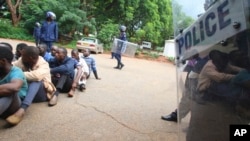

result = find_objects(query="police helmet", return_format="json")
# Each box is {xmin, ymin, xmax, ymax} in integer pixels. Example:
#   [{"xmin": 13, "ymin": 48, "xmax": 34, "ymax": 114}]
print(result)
[
  {"xmin": 119, "ymin": 25, "xmax": 126, "ymax": 32},
  {"xmin": 35, "ymin": 22, "xmax": 40, "ymax": 27},
  {"xmin": 46, "ymin": 11, "xmax": 56, "ymax": 20}
]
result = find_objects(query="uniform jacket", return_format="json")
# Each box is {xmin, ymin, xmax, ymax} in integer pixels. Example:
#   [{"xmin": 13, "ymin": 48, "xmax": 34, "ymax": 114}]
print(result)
[
  {"xmin": 40, "ymin": 21, "xmax": 58, "ymax": 42},
  {"xmin": 33, "ymin": 26, "xmax": 41, "ymax": 39}
]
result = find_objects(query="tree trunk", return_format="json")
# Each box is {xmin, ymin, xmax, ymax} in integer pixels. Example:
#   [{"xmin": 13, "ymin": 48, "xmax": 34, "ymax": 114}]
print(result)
[{"xmin": 6, "ymin": 0, "xmax": 22, "ymax": 26}]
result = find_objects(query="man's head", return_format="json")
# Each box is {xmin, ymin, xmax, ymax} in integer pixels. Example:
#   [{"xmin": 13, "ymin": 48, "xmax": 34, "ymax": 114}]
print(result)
[
  {"xmin": 38, "ymin": 43, "xmax": 48, "ymax": 57},
  {"xmin": 51, "ymin": 45, "xmax": 58, "ymax": 57},
  {"xmin": 0, "ymin": 46, "xmax": 13, "ymax": 74},
  {"xmin": 55, "ymin": 47, "xmax": 67, "ymax": 61},
  {"xmin": 82, "ymin": 49, "xmax": 90, "ymax": 57},
  {"xmin": 71, "ymin": 49, "xmax": 79, "ymax": 61},
  {"xmin": 22, "ymin": 46, "xmax": 40, "ymax": 69},
  {"xmin": 46, "ymin": 11, "xmax": 56, "ymax": 21},
  {"xmin": 16, "ymin": 43, "xmax": 28, "ymax": 59},
  {"xmin": 0, "ymin": 42, "xmax": 13, "ymax": 51},
  {"xmin": 209, "ymin": 50, "xmax": 229, "ymax": 72}
]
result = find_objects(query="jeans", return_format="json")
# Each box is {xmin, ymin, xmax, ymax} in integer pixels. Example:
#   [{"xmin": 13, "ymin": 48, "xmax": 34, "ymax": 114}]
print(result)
[
  {"xmin": 0, "ymin": 93, "xmax": 21, "ymax": 116},
  {"xmin": 21, "ymin": 81, "xmax": 47, "ymax": 109}
]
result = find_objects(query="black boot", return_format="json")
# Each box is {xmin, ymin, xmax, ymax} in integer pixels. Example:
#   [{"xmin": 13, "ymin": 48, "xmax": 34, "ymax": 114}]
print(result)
[
  {"xmin": 119, "ymin": 63, "xmax": 124, "ymax": 70},
  {"xmin": 114, "ymin": 63, "xmax": 120, "ymax": 69}
]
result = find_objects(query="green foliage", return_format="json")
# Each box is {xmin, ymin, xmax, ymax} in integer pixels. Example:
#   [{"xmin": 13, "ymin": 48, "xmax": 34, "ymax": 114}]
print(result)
[
  {"xmin": 149, "ymin": 52, "xmax": 160, "ymax": 59},
  {"xmin": 60, "ymin": 39, "xmax": 77, "ymax": 49},
  {"xmin": 0, "ymin": 0, "xmax": 193, "ymax": 53},
  {"xmin": 167, "ymin": 56, "xmax": 175, "ymax": 62},
  {"xmin": 93, "ymin": 0, "xmax": 172, "ymax": 47},
  {"xmin": 97, "ymin": 21, "xmax": 118, "ymax": 50},
  {"xmin": 155, "ymin": 46, "xmax": 164, "ymax": 53},
  {"xmin": 0, "ymin": 19, "xmax": 33, "ymax": 41},
  {"xmin": 20, "ymin": 0, "xmax": 94, "ymax": 36},
  {"xmin": 172, "ymin": 0, "xmax": 195, "ymax": 36}
]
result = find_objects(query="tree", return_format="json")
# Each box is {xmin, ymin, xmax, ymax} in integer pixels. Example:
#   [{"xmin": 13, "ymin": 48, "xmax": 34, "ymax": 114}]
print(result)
[
  {"xmin": 97, "ymin": 21, "xmax": 118, "ymax": 49},
  {"xmin": 172, "ymin": 0, "xmax": 195, "ymax": 36},
  {"xmin": 21, "ymin": 0, "xmax": 94, "ymax": 37},
  {"xmin": 0, "ymin": 0, "xmax": 5, "ymax": 7},
  {"xmin": 93, "ymin": 0, "xmax": 173, "ymax": 47},
  {"xmin": 5, "ymin": 0, "xmax": 22, "ymax": 26}
]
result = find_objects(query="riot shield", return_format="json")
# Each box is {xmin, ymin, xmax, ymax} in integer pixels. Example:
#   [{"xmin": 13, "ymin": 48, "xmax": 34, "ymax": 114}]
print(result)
[
  {"xmin": 172, "ymin": 0, "xmax": 250, "ymax": 141},
  {"xmin": 111, "ymin": 38, "xmax": 139, "ymax": 57}
]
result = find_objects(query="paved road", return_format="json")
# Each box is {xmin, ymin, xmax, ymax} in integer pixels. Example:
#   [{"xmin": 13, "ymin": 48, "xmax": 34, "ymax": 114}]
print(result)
[{"xmin": 0, "ymin": 38, "xmax": 178, "ymax": 141}]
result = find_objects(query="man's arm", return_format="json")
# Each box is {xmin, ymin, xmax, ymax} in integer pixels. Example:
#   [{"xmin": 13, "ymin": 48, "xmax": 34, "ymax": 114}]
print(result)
[
  {"xmin": 0, "ymin": 79, "xmax": 23, "ymax": 97},
  {"xmin": 50, "ymin": 58, "xmax": 75, "ymax": 74},
  {"xmin": 204, "ymin": 62, "xmax": 234, "ymax": 82}
]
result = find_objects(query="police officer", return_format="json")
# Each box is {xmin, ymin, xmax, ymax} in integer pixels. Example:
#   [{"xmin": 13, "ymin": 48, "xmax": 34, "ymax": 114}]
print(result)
[
  {"xmin": 33, "ymin": 22, "xmax": 41, "ymax": 47},
  {"xmin": 114, "ymin": 25, "xmax": 127, "ymax": 70},
  {"xmin": 40, "ymin": 11, "xmax": 58, "ymax": 52}
]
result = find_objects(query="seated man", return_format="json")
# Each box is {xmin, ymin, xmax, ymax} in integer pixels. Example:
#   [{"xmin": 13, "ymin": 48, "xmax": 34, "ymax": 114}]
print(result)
[
  {"xmin": 0, "ymin": 47, "xmax": 28, "ymax": 125},
  {"xmin": 50, "ymin": 45, "xmax": 58, "ymax": 57},
  {"xmin": 7, "ymin": 46, "xmax": 57, "ymax": 125},
  {"xmin": 197, "ymin": 50, "xmax": 243, "ymax": 100},
  {"xmin": 49, "ymin": 47, "xmax": 78, "ymax": 97},
  {"xmin": 38, "ymin": 43, "xmax": 53, "ymax": 62},
  {"xmin": 186, "ymin": 50, "xmax": 244, "ymax": 141},
  {"xmin": 70, "ymin": 49, "xmax": 89, "ymax": 92},
  {"xmin": 82, "ymin": 49, "xmax": 101, "ymax": 80}
]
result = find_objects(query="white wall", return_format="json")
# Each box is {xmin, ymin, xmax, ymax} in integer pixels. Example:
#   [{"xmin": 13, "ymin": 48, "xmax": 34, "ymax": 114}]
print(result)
[{"xmin": 163, "ymin": 40, "xmax": 176, "ymax": 58}]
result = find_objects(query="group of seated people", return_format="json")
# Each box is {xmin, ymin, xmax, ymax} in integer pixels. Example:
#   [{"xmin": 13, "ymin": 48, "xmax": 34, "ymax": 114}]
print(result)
[
  {"xmin": 162, "ymin": 49, "xmax": 250, "ymax": 122},
  {"xmin": 0, "ymin": 42, "xmax": 101, "ymax": 126},
  {"xmin": 161, "ymin": 48, "xmax": 250, "ymax": 140}
]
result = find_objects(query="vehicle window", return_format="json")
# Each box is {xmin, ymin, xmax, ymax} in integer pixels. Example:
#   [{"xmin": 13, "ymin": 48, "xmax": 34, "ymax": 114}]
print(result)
[{"xmin": 82, "ymin": 38, "xmax": 95, "ymax": 43}]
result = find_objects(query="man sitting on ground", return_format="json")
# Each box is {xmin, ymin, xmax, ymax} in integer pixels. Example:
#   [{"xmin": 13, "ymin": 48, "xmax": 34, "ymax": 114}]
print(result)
[
  {"xmin": 82, "ymin": 49, "xmax": 101, "ymax": 80},
  {"xmin": 70, "ymin": 49, "xmax": 89, "ymax": 91},
  {"xmin": 7, "ymin": 46, "xmax": 57, "ymax": 125},
  {"xmin": 0, "ymin": 47, "xmax": 28, "ymax": 125},
  {"xmin": 49, "ymin": 47, "xmax": 79, "ymax": 97}
]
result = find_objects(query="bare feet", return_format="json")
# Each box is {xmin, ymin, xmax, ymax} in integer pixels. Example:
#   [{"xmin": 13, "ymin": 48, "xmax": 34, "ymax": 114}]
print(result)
[
  {"xmin": 68, "ymin": 89, "xmax": 74, "ymax": 97},
  {"xmin": 6, "ymin": 108, "xmax": 25, "ymax": 125}
]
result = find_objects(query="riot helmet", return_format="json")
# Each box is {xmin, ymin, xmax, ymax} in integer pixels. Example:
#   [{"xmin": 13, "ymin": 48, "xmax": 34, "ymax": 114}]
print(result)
[{"xmin": 46, "ymin": 11, "xmax": 56, "ymax": 20}]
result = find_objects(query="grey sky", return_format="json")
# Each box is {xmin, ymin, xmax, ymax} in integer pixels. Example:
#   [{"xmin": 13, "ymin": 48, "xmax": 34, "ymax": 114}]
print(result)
[{"xmin": 175, "ymin": 0, "xmax": 205, "ymax": 19}]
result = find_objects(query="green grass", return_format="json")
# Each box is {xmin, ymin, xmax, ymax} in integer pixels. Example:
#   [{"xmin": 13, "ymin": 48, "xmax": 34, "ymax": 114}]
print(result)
[
  {"xmin": 56, "ymin": 40, "xmax": 77, "ymax": 49},
  {"xmin": 0, "ymin": 19, "xmax": 33, "ymax": 41}
]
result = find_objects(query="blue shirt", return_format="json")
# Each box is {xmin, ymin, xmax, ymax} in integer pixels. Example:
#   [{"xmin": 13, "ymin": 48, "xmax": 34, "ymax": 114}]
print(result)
[
  {"xmin": 49, "ymin": 56, "xmax": 77, "ymax": 79},
  {"xmin": 43, "ymin": 52, "xmax": 53, "ymax": 62},
  {"xmin": 82, "ymin": 55, "xmax": 97, "ymax": 72},
  {"xmin": 0, "ymin": 66, "xmax": 28, "ymax": 99}
]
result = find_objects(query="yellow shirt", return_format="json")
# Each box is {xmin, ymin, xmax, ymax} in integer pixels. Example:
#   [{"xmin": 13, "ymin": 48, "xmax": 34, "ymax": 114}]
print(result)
[{"xmin": 13, "ymin": 56, "xmax": 56, "ymax": 100}]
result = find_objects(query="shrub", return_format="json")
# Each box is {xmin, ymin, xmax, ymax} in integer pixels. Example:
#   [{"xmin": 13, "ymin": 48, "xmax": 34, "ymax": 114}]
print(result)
[{"xmin": 0, "ymin": 19, "xmax": 33, "ymax": 41}]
